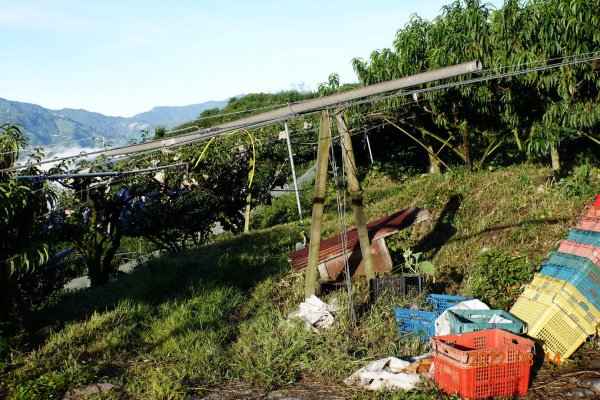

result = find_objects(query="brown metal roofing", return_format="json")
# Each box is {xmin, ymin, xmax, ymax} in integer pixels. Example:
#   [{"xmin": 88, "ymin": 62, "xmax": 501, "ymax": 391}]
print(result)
[{"xmin": 287, "ymin": 207, "xmax": 431, "ymax": 272}]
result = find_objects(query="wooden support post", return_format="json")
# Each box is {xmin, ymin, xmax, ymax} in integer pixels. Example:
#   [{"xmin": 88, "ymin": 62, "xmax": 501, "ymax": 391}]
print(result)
[
  {"xmin": 336, "ymin": 111, "xmax": 376, "ymax": 284},
  {"xmin": 243, "ymin": 191, "xmax": 251, "ymax": 233},
  {"xmin": 304, "ymin": 111, "xmax": 331, "ymax": 298}
]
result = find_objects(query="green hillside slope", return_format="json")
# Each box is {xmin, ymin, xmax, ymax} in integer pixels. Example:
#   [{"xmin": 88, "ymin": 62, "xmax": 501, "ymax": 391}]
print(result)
[{"xmin": 2, "ymin": 163, "xmax": 599, "ymax": 399}]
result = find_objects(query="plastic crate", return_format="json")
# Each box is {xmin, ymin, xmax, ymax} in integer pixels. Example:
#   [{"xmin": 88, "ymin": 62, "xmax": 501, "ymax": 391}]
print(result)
[
  {"xmin": 447, "ymin": 309, "xmax": 526, "ymax": 334},
  {"xmin": 431, "ymin": 329, "xmax": 534, "ymax": 398},
  {"xmin": 557, "ymin": 240, "xmax": 600, "ymax": 267},
  {"xmin": 539, "ymin": 261, "xmax": 600, "ymax": 312},
  {"xmin": 595, "ymin": 195, "xmax": 600, "ymax": 207},
  {"xmin": 568, "ymin": 228, "xmax": 600, "ymax": 247},
  {"xmin": 577, "ymin": 216, "xmax": 600, "ymax": 233},
  {"xmin": 526, "ymin": 274, "xmax": 600, "ymax": 331},
  {"xmin": 509, "ymin": 277, "xmax": 600, "ymax": 362},
  {"xmin": 426, "ymin": 294, "xmax": 472, "ymax": 313},
  {"xmin": 369, "ymin": 274, "xmax": 424, "ymax": 303},
  {"xmin": 586, "ymin": 206, "xmax": 600, "ymax": 218},
  {"xmin": 394, "ymin": 294, "xmax": 472, "ymax": 340},
  {"xmin": 510, "ymin": 295, "xmax": 588, "ymax": 362},
  {"xmin": 394, "ymin": 308, "xmax": 436, "ymax": 339}
]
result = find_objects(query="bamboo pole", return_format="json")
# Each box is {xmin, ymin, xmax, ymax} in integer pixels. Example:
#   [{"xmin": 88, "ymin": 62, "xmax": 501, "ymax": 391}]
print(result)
[
  {"xmin": 304, "ymin": 111, "xmax": 332, "ymax": 298},
  {"xmin": 243, "ymin": 191, "xmax": 251, "ymax": 233},
  {"xmin": 336, "ymin": 111, "xmax": 376, "ymax": 284}
]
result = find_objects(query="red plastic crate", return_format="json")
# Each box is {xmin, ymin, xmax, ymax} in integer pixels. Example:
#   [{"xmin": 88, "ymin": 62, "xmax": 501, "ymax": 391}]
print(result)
[
  {"xmin": 577, "ymin": 216, "xmax": 600, "ymax": 233},
  {"xmin": 558, "ymin": 240, "xmax": 600, "ymax": 267},
  {"xmin": 595, "ymin": 195, "xmax": 600, "ymax": 207},
  {"xmin": 431, "ymin": 329, "xmax": 535, "ymax": 399}
]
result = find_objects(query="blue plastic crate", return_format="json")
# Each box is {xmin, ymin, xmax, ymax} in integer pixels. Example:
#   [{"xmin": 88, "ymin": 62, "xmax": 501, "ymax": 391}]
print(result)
[
  {"xmin": 426, "ymin": 294, "xmax": 472, "ymax": 314},
  {"xmin": 567, "ymin": 228, "xmax": 600, "ymax": 247},
  {"xmin": 394, "ymin": 308, "xmax": 436, "ymax": 339},
  {"xmin": 393, "ymin": 294, "xmax": 472, "ymax": 340},
  {"xmin": 539, "ymin": 259, "xmax": 600, "ymax": 312}
]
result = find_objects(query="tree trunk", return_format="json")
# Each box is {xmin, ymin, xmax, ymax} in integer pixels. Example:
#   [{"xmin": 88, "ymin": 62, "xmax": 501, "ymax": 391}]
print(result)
[
  {"xmin": 88, "ymin": 254, "xmax": 107, "ymax": 287},
  {"xmin": 551, "ymin": 145, "xmax": 561, "ymax": 175},
  {"xmin": 422, "ymin": 133, "xmax": 441, "ymax": 174},
  {"xmin": 513, "ymin": 128, "xmax": 523, "ymax": 152},
  {"xmin": 0, "ymin": 267, "xmax": 12, "ymax": 321},
  {"xmin": 461, "ymin": 124, "xmax": 473, "ymax": 172}
]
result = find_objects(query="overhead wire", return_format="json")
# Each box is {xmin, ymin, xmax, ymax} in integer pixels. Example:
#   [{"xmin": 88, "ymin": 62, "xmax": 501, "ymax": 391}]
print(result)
[
  {"xmin": 0, "ymin": 135, "xmax": 105, "ymax": 156},
  {"xmin": 4, "ymin": 52, "xmax": 598, "ymax": 181},
  {"xmin": 327, "ymin": 110, "xmax": 356, "ymax": 325},
  {"xmin": 15, "ymin": 163, "xmax": 188, "ymax": 181},
  {"xmin": 339, "ymin": 53, "xmax": 600, "ymax": 110}
]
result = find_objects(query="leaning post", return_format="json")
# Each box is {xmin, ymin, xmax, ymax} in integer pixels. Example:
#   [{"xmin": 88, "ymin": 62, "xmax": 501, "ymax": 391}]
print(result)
[
  {"xmin": 336, "ymin": 110, "xmax": 376, "ymax": 284},
  {"xmin": 304, "ymin": 111, "xmax": 332, "ymax": 298}
]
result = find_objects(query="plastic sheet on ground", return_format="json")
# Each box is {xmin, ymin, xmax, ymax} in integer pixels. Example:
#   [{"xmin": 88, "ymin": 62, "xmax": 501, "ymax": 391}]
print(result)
[
  {"xmin": 287, "ymin": 295, "xmax": 339, "ymax": 332},
  {"xmin": 488, "ymin": 313, "xmax": 513, "ymax": 324},
  {"xmin": 435, "ymin": 299, "xmax": 490, "ymax": 336},
  {"xmin": 344, "ymin": 355, "xmax": 432, "ymax": 391}
]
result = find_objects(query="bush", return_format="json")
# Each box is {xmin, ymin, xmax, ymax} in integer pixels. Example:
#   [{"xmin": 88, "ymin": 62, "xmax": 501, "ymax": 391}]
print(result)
[{"xmin": 465, "ymin": 250, "xmax": 536, "ymax": 310}]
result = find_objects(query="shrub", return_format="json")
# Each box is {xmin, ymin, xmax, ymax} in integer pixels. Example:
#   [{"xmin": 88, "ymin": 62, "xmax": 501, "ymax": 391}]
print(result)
[{"xmin": 465, "ymin": 250, "xmax": 536, "ymax": 310}]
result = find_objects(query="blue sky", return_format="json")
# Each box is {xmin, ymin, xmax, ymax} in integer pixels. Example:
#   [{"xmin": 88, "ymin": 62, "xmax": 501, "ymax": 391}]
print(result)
[{"xmin": 1, "ymin": 0, "xmax": 502, "ymax": 117}]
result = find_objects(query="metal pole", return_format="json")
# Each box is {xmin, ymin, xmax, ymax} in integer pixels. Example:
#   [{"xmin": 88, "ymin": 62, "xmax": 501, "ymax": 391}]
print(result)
[
  {"xmin": 99, "ymin": 62, "xmax": 483, "ymax": 157},
  {"xmin": 2, "ymin": 61, "xmax": 482, "ymax": 171},
  {"xmin": 336, "ymin": 111, "xmax": 376, "ymax": 284},
  {"xmin": 304, "ymin": 111, "xmax": 331, "ymax": 298},
  {"xmin": 365, "ymin": 132, "xmax": 374, "ymax": 164},
  {"xmin": 284, "ymin": 122, "xmax": 305, "ymax": 241}
]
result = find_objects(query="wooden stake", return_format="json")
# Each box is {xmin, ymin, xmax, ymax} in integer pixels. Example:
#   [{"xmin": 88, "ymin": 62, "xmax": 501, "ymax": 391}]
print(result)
[
  {"xmin": 304, "ymin": 111, "xmax": 332, "ymax": 298},
  {"xmin": 336, "ymin": 111, "xmax": 376, "ymax": 284}
]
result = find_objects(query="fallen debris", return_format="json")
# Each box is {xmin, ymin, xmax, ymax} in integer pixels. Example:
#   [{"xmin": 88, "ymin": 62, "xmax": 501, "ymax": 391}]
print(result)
[
  {"xmin": 344, "ymin": 355, "xmax": 432, "ymax": 391},
  {"xmin": 434, "ymin": 299, "xmax": 489, "ymax": 336},
  {"xmin": 62, "ymin": 383, "xmax": 115, "ymax": 399},
  {"xmin": 287, "ymin": 295, "xmax": 339, "ymax": 332}
]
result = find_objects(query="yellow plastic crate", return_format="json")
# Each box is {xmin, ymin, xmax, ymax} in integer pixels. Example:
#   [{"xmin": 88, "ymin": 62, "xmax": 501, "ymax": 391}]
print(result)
[
  {"xmin": 510, "ymin": 295, "xmax": 588, "ymax": 362},
  {"xmin": 527, "ymin": 274, "xmax": 600, "ymax": 332}
]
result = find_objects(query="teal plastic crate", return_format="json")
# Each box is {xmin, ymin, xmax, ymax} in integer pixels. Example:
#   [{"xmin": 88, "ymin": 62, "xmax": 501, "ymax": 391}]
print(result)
[
  {"xmin": 567, "ymin": 229, "xmax": 600, "ymax": 247},
  {"xmin": 446, "ymin": 309, "xmax": 527, "ymax": 334}
]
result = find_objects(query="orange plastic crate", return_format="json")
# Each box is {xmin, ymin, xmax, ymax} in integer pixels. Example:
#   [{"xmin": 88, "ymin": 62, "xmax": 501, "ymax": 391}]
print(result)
[
  {"xmin": 558, "ymin": 240, "xmax": 600, "ymax": 267},
  {"xmin": 586, "ymin": 204, "xmax": 600, "ymax": 218},
  {"xmin": 431, "ymin": 329, "xmax": 535, "ymax": 399},
  {"xmin": 577, "ymin": 216, "xmax": 600, "ymax": 233}
]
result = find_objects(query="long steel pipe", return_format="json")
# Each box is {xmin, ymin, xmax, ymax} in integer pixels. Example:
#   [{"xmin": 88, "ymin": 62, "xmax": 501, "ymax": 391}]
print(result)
[
  {"xmin": 3, "ymin": 61, "xmax": 481, "ymax": 169},
  {"xmin": 100, "ymin": 61, "xmax": 481, "ymax": 158}
]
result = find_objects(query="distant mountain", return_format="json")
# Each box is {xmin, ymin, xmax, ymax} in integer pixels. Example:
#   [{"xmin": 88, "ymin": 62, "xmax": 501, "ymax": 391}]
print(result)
[
  {"xmin": 0, "ymin": 97, "xmax": 228, "ymax": 148},
  {"xmin": 132, "ymin": 101, "xmax": 227, "ymax": 127}
]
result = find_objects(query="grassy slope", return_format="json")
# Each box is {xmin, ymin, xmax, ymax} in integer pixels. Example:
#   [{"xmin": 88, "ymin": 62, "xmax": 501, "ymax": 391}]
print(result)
[{"xmin": 2, "ymin": 163, "xmax": 599, "ymax": 399}]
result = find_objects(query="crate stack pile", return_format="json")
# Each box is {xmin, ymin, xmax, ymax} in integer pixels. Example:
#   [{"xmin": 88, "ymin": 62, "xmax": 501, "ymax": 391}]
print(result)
[
  {"xmin": 394, "ymin": 294, "xmax": 471, "ymax": 340},
  {"xmin": 510, "ymin": 194, "xmax": 600, "ymax": 363}
]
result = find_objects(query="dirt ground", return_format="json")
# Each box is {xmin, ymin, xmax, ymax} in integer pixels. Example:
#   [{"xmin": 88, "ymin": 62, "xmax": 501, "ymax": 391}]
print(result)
[{"xmin": 198, "ymin": 342, "xmax": 600, "ymax": 400}]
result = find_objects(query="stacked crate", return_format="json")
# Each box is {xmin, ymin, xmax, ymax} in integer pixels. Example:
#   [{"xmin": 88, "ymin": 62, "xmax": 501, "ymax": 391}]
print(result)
[{"xmin": 510, "ymin": 194, "xmax": 600, "ymax": 362}]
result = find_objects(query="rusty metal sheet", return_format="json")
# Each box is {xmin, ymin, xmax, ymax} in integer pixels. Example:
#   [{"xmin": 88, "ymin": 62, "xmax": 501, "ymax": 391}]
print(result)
[
  {"xmin": 320, "ymin": 237, "xmax": 392, "ymax": 281},
  {"xmin": 288, "ymin": 207, "xmax": 430, "ymax": 272}
]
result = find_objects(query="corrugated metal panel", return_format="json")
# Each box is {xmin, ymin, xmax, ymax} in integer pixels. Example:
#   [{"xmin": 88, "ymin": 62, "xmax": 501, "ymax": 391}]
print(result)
[{"xmin": 288, "ymin": 207, "xmax": 431, "ymax": 272}]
